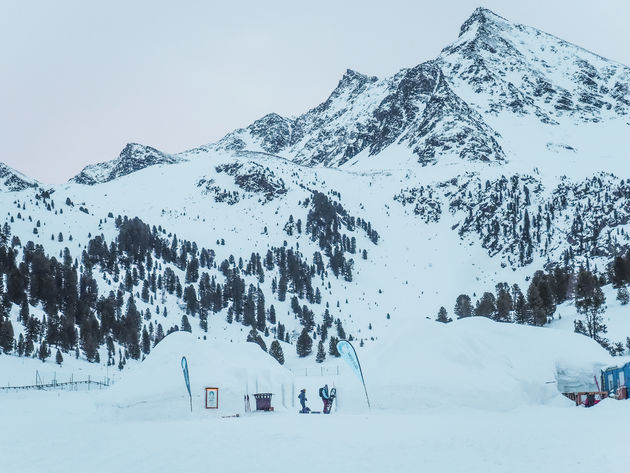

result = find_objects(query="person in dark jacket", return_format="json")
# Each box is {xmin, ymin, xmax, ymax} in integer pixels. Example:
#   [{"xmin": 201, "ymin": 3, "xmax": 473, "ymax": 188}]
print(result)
[
  {"xmin": 320, "ymin": 384, "xmax": 330, "ymax": 413},
  {"xmin": 298, "ymin": 388, "xmax": 308, "ymax": 413}
]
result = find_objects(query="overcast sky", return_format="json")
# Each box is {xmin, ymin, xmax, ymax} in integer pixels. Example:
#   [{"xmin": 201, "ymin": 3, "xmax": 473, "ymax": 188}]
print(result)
[{"xmin": 2, "ymin": 0, "xmax": 629, "ymax": 183}]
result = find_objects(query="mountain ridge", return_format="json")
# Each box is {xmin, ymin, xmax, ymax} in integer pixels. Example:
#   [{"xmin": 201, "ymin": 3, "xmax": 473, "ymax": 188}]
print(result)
[
  {"xmin": 71, "ymin": 143, "xmax": 184, "ymax": 185},
  {"xmin": 58, "ymin": 7, "xmax": 630, "ymax": 185}
]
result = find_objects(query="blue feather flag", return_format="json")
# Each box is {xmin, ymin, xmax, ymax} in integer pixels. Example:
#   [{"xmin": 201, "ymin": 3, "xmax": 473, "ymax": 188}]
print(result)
[
  {"xmin": 181, "ymin": 356, "xmax": 192, "ymax": 412},
  {"xmin": 336, "ymin": 340, "xmax": 370, "ymax": 408}
]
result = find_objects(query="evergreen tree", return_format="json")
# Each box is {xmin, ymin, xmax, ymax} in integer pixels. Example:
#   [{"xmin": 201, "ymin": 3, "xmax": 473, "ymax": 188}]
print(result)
[
  {"xmin": 495, "ymin": 283, "xmax": 513, "ymax": 322},
  {"xmin": 243, "ymin": 287, "xmax": 256, "ymax": 328},
  {"xmin": 335, "ymin": 319, "xmax": 346, "ymax": 339},
  {"xmin": 551, "ymin": 266, "xmax": 571, "ymax": 303},
  {"xmin": 574, "ymin": 268, "xmax": 607, "ymax": 343},
  {"xmin": 19, "ymin": 300, "xmax": 29, "ymax": 323},
  {"xmin": 123, "ymin": 295, "xmax": 142, "ymax": 359},
  {"xmin": 142, "ymin": 327, "xmax": 151, "ymax": 355},
  {"xmin": 436, "ymin": 306, "xmax": 451, "ymax": 323},
  {"xmin": 0, "ymin": 318, "xmax": 14, "ymax": 353},
  {"xmin": 276, "ymin": 323, "xmax": 285, "ymax": 342},
  {"xmin": 184, "ymin": 285, "xmax": 199, "ymax": 315},
  {"xmin": 141, "ymin": 280, "xmax": 150, "ymax": 302},
  {"xmin": 277, "ymin": 274, "xmax": 288, "ymax": 302},
  {"xmin": 181, "ymin": 315, "xmax": 192, "ymax": 333},
  {"xmin": 611, "ymin": 256, "xmax": 628, "ymax": 288},
  {"xmin": 296, "ymin": 328, "xmax": 313, "ymax": 358},
  {"xmin": 55, "ymin": 348, "xmax": 63, "ymax": 365},
  {"xmin": 454, "ymin": 294, "xmax": 473, "ymax": 319},
  {"xmin": 256, "ymin": 291, "xmax": 266, "ymax": 331},
  {"xmin": 616, "ymin": 286, "xmax": 629, "ymax": 305},
  {"xmin": 475, "ymin": 292, "xmax": 496, "ymax": 318},
  {"xmin": 613, "ymin": 341, "xmax": 625, "ymax": 356},
  {"xmin": 246, "ymin": 328, "xmax": 267, "ymax": 352},
  {"xmin": 328, "ymin": 336, "xmax": 340, "ymax": 357},
  {"xmin": 527, "ymin": 283, "xmax": 546, "ymax": 326},
  {"xmin": 315, "ymin": 339, "xmax": 326, "ymax": 363},
  {"xmin": 25, "ymin": 335, "xmax": 34, "ymax": 357},
  {"xmin": 199, "ymin": 309, "xmax": 208, "ymax": 332},
  {"xmin": 322, "ymin": 308, "xmax": 333, "ymax": 328},
  {"xmin": 531, "ymin": 271, "xmax": 556, "ymax": 317},
  {"xmin": 80, "ymin": 315, "xmax": 100, "ymax": 362},
  {"xmin": 17, "ymin": 333, "xmax": 24, "ymax": 356},
  {"xmin": 269, "ymin": 340, "xmax": 285, "ymax": 365},
  {"xmin": 513, "ymin": 293, "xmax": 529, "ymax": 324},
  {"xmin": 38, "ymin": 340, "xmax": 49, "ymax": 362},
  {"xmin": 154, "ymin": 324, "xmax": 165, "ymax": 347}
]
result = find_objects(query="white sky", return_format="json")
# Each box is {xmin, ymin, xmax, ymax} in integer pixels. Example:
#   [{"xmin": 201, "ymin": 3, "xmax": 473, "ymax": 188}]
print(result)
[{"xmin": 2, "ymin": 0, "xmax": 629, "ymax": 183}]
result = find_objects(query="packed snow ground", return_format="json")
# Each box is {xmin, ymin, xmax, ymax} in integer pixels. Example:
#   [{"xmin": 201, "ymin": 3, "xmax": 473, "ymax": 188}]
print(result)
[
  {"xmin": 2, "ymin": 394, "xmax": 627, "ymax": 473},
  {"xmin": 2, "ymin": 317, "xmax": 626, "ymax": 473}
]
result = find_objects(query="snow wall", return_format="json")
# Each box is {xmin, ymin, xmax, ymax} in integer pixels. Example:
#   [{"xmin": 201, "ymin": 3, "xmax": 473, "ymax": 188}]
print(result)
[
  {"xmin": 102, "ymin": 332, "xmax": 294, "ymax": 420},
  {"xmin": 331, "ymin": 317, "xmax": 612, "ymax": 412}
]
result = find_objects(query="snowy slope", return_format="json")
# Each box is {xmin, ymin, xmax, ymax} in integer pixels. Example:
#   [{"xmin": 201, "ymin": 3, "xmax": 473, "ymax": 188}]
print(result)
[
  {"xmin": 1, "ymin": 7, "xmax": 629, "ymax": 390},
  {"xmin": 2, "ymin": 8, "xmax": 630, "ymax": 472}
]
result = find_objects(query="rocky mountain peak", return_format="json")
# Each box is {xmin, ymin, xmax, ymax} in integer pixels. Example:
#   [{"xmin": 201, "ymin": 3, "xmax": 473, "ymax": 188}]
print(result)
[
  {"xmin": 118, "ymin": 143, "xmax": 160, "ymax": 161},
  {"xmin": 71, "ymin": 143, "xmax": 183, "ymax": 185},
  {"xmin": 458, "ymin": 7, "xmax": 509, "ymax": 38},
  {"xmin": 329, "ymin": 69, "xmax": 378, "ymax": 99},
  {"xmin": 0, "ymin": 162, "xmax": 38, "ymax": 192}
]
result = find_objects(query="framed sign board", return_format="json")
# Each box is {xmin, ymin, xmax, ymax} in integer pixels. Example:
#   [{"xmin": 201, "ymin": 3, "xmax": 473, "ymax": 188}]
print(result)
[{"xmin": 205, "ymin": 387, "xmax": 219, "ymax": 409}]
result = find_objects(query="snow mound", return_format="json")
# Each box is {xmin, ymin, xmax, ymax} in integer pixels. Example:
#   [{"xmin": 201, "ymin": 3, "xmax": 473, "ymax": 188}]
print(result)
[
  {"xmin": 103, "ymin": 332, "xmax": 293, "ymax": 420},
  {"xmin": 337, "ymin": 317, "xmax": 612, "ymax": 412}
]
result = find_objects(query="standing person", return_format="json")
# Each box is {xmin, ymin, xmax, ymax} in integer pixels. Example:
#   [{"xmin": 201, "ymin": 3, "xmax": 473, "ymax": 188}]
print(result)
[
  {"xmin": 298, "ymin": 388, "xmax": 308, "ymax": 413},
  {"xmin": 319, "ymin": 384, "xmax": 330, "ymax": 413}
]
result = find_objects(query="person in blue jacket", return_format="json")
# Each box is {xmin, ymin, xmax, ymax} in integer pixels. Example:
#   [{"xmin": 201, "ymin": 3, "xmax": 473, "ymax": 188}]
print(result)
[{"xmin": 298, "ymin": 388, "xmax": 308, "ymax": 413}]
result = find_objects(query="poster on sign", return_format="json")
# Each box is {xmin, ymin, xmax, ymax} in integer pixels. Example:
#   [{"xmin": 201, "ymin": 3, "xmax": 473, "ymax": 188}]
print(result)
[{"xmin": 205, "ymin": 387, "xmax": 219, "ymax": 409}]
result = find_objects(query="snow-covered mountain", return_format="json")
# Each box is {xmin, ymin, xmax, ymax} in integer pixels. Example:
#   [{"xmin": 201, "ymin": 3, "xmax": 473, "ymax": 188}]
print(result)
[
  {"xmin": 1, "ymin": 7, "xmax": 630, "ymax": 379},
  {"xmin": 440, "ymin": 8, "xmax": 630, "ymax": 122},
  {"xmin": 198, "ymin": 62, "xmax": 506, "ymax": 167},
  {"xmin": 4, "ymin": 8, "xmax": 630, "ymax": 473},
  {"xmin": 0, "ymin": 163, "xmax": 38, "ymax": 192},
  {"xmin": 72, "ymin": 143, "xmax": 184, "ymax": 185},
  {"xmin": 185, "ymin": 7, "xmax": 629, "ymax": 172}
]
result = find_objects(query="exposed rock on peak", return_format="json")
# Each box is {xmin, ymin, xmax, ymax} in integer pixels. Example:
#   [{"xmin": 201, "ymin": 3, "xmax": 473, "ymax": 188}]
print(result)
[
  {"xmin": 440, "ymin": 7, "xmax": 630, "ymax": 121},
  {"xmin": 72, "ymin": 143, "xmax": 183, "ymax": 185},
  {"xmin": 458, "ymin": 7, "xmax": 509, "ymax": 38},
  {"xmin": 0, "ymin": 163, "xmax": 38, "ymax": 192}
]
